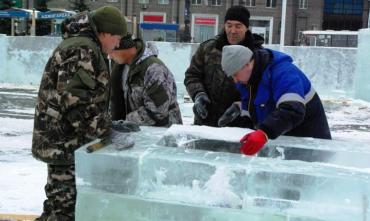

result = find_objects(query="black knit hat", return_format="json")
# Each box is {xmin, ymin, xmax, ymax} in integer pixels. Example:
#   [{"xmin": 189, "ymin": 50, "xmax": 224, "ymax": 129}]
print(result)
[
  {"xmin": 115, "ymin": 33, "xmax": 136, "ymax": 50},
  {"xmin": 224, "ymin": 5, "xmax": 250, "ymax": 28}
]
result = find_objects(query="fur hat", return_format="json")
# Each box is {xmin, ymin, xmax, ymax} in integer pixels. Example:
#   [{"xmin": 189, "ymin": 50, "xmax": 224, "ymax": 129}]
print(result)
[{"xmin": 115, "ymin": 34, "xmax": 136, "ymax": 50}]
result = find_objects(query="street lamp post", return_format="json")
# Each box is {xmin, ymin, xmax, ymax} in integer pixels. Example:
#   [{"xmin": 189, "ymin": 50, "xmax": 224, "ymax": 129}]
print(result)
[
  {"xmin": 183, "ymin": 0, "xmax": 191, "ymax": 42},
  {"xmin": 30, "ymin": 8, "xmax": 36, "ymax": 36},
  {"xmin": 120, "ymin": 0, "xmax": 123, "ymax": 15},
  {"xmin": 280, "ymin": 0, "xmax": 287, "ymax": 49}
]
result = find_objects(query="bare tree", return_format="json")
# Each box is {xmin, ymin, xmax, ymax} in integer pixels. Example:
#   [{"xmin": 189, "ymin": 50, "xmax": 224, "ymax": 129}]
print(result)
[
  {"xmin": 0, "ymin": 0, "xmax": 16, "ymax": 10},
  {"xmin": 69, "ymin": 0, "xmax": 89, "ymax": 12}
]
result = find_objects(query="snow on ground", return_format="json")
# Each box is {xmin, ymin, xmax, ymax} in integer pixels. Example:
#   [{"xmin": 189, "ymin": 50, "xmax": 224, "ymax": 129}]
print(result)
[
  {"xmin": 1, "ymin": 84, "xmax": 370, "ymax": 215},
  {"xmin": 0, "ymin": 118, "xmax": 46, "ymax": 215},
  {"xmin": 323, "ymin": 97, "xmax": 370, "ymax": 142}
]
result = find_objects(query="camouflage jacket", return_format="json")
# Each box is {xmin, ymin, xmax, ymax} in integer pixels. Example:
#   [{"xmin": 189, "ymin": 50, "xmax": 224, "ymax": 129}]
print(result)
[
  {"xmin": 32, "ymin": 12, "xmax": 111, "ymax": 165},
  {"xmin": 110, "ymin": 39, "xmax": 182, "ymax": 126},
  {"xmin": 184, "ymin": 31, "xmax": 255, "ymax": 127}
]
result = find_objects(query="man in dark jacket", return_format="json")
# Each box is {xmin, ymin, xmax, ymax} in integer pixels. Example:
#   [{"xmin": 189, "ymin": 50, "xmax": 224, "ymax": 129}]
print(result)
[
  {"xmin": 32, "ymin": 6, "xmax": 127, "ymax": 221},
  {"xmin": 219, "ymin": 45, "xmax": 331, "ymax": 156},
  {"xmin": 109, "ymin": 35, "xmax": 182, "ymax": 126},
  {"xmin": 184, "ymin": 5, "xmax": 255, "ymax": 127}
]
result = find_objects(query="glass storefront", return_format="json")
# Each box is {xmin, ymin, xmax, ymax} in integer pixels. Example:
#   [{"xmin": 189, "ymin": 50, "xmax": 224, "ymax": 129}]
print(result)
[
  {"xmin": 250, "ymin": 18, "xmax": 273, "ymax": 44},
  {"xmin": 191, "ymin": 15, "xmax": 218, "ymax": 43}
]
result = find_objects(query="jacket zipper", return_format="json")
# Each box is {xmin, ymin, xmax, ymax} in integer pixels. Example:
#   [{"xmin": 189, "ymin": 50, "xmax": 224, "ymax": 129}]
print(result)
[{"xmin": 248, "ymin": 85, "xmax": 252, "ymax": 113}]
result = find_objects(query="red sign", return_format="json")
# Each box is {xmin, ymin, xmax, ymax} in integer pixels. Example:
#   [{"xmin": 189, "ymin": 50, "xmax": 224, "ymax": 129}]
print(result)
[
  {"xmin": 143, "ymin": 15, "xmax": 164, "ymax": 23},
  {"xmin": 195, "ymin": 17, "xmax": 216, "ymax": 25}
]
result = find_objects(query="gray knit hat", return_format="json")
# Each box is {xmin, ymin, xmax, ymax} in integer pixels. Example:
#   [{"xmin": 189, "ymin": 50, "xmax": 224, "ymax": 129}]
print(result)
[
  {"xmin": 91, "ymin": 6, "xmax": 127, "ymax": 36},
  {"xmin": 221, "ymin": 45, "xmax": 253, "ymax": 76}
]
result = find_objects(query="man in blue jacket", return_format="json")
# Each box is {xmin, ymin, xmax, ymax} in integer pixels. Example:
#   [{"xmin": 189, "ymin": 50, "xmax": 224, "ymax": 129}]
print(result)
[{"xmin": 219, "ymin": 45, "xmax": 331, "ymax": 156}]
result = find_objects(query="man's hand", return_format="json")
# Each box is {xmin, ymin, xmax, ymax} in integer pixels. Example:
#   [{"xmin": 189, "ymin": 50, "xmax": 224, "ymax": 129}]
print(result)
[
  {"xmin": 240, "ymin": 130, "xmax": 268, "ymax": 155},
  {"xmin": 218, "ymin": 102, "xmax": 241, "ymax": 127},
  {"xmin": 193, "ymin": 92, "xmax": 211, "ymax": 119},
  {"xmin": 109, "ymin": 129, "xmax": 135, "ymax": 150},
  {"xmin": 112, "ymin": 120, "xmax": 140, "ymax": 132}
]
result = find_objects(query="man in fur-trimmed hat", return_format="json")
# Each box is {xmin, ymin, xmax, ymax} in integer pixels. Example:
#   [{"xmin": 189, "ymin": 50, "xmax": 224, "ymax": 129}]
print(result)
[{"xmin": 109, "ymin": 34, "xmax": 182, "ymax": 126}]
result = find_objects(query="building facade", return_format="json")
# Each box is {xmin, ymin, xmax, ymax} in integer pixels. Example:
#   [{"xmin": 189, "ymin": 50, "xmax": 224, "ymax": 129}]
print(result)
[{"xmin": 37, "ymin": 0, "xmax": 370, "ymax": 45}]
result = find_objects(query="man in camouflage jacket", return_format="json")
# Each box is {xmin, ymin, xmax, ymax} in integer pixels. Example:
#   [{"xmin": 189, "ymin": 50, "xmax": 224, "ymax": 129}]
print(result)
[
  {"xmin": 32, "ymin": 6, "xmax": 127, "ymax": 221},
  {"xmin": 184, "ymin": 5, "xmax": 256, "ymax": 127},
  {"xmin": 109, "ymin": 36, "xmax": 182, "ymax": 126}
]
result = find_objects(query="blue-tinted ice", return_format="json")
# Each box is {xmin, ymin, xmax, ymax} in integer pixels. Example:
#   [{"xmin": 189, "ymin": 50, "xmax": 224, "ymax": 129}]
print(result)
[
  {"xmin": 355, "ymin": 29, "xmax": 370, "ymax": 102},
  {"xmin": 75, "ymin": 125, "xmax": 370, "ymax": 221}
]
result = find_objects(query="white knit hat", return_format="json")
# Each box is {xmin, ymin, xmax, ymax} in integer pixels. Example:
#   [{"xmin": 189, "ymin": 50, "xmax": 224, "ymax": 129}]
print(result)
[{"xmin": 221, "ymin": 45, "xmax": 253, "ymax": 76}]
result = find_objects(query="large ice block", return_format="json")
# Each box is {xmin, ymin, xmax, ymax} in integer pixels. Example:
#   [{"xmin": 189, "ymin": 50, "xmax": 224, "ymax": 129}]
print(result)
[
  {"xmin": 75, "ymin": 126, "xmax": 370, "ymax": 221},
  {"xmin": 160, "ymin": 125, "xmax": 370, "ymax": 167},
  {"xmin": 0, "ymin": 35, "xmax": 358, "ymax": 98},
  {"xmin": 354, "ymin": 28, "xmax": 370, "ymax": 102}
]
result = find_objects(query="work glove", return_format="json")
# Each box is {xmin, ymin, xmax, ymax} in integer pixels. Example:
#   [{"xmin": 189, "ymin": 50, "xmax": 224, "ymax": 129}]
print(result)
[
  {"xmin": 218, "ymin": 102, "xmax": 241, "ymax": 127},
  {"xmin": 109, "ymin": 129, "xmax": 135, "ymax": 151},
  {"xmin": 112, "ymin": 120, "xmax": 140, "ymax": 132},
  {"xmin": 86, "ymin": 129, "xmax": 135, "ymax": 153},
  {"xmin": 240, "ymin": 130, "xmax": 268, "ymax": 155},
  {"xmin": 193, "ymin": 92, "xmax": 211, "ymax": 119}
]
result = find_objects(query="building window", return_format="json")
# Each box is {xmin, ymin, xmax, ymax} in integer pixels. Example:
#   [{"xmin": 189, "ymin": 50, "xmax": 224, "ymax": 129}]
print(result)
[
  {"xmin": 299, "ymin": 0, "xmax": 307, "ymax": 9},
  {"xmin": 323, "ymin": 0, "xmax": 363, "ymax": 30},
  {"xmin": 158, "ymin": 0, "xmax": 169, "ymax": 4},
  {"xmin": 266, "ymin": 0, "xmax": 276, "ymax": 8},
  {"xmin": 240, "ymin": 0, "xmax": 256, "ymax": 7},
  {"xmin": 210, "ymin": 0, "xmax": 222, "ymax": 6},
  {"xmin": 192, "ymin": 0, "xmax": 202, "ymax": 5},
  {"xmin": 139, "ymin": 0, "xmax": 149, "ymax": 4},
  {"xmin": 324, "ymin": 0, "xmax": 363, "ymax": 15}
]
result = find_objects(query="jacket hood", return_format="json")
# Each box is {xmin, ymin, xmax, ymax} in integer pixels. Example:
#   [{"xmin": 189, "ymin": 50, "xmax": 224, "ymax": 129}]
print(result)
[
  {"xmin": 248, "ymin": 49, "xmax": 273, "ymax": 86},
  {"xmin": 270, "ymin": 50, "xmax": 293, "ymax": 65},
  {"xmin": 135, "ymin": 40, "xmax": 159, "ymax": 65},
  {"xmin": 249, "ymin": 49, "xmax": 293, "ymax": 86},
  {"xmin": 61, "ymin": 11, "xmax": 100, "ymax": 43}
]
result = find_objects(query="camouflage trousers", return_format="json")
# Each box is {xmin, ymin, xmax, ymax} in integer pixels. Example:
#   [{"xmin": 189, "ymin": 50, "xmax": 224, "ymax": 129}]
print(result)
[{"xmin": 37, "ymin": 164, "xmax": 76, "ymax": 221}]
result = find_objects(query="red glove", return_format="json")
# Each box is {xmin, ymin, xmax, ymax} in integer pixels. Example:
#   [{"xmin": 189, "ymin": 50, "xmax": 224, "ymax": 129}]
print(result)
[{"xmin": 240, "ymin": 130, "xmax": 268, "ymax": 155}]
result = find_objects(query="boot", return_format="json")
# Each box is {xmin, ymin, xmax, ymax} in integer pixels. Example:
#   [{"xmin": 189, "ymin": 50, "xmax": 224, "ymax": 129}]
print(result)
[
  {"xmin": 47, "ymin": 213, "xmax": 74, "ymax": 221},
  {"xmin": 34, "ymin": 212, "xmax": 50, "ymax": 221}
]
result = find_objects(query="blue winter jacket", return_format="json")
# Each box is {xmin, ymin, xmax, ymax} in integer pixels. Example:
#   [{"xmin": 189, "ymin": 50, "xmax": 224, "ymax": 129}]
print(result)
[{"xmin": 237, "ymin": 49, "xmax": 331, "ymax": 140}]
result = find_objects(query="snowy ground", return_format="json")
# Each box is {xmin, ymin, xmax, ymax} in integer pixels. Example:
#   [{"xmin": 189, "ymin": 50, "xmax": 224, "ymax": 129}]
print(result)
[{"xmin": 1, "ymin": 84, "xmax": 370, "ymax": 215}]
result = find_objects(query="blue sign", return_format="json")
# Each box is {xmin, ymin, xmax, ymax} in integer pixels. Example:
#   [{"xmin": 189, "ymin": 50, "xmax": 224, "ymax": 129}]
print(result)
[
  {"xmin": 140, "ymin": 23, "xmax": 179, "ymax": 31},
  {"xmin": 0, "ymin": 9, "xmax": 29, "ymax": 18},
  {"xmin": 38, "ymin": 11, "xmax": 74, "ymax": 19}
]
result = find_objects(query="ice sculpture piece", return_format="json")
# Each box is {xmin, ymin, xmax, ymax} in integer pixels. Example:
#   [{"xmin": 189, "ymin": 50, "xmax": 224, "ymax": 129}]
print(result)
[
  {"xmin": 75, "ymin": 126, "xmax": 370, "ymax": 221},
  {"xmin": 160, "ymin": 125, "xmax": 370, "ymax": 167}
]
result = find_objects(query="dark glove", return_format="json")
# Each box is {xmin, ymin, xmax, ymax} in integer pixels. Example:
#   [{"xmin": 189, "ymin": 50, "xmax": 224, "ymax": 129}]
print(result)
[
  {"xmin": 240, "ymin": 130, "xmax": 268, "ymax": 155},
  {"xmin": 218, "ymin": 103, "xmax": 241, "ymax": 127},
  {"xmin": 109, "ymin": 129, "xmax": 135, "ymax": 150},
  {"xmin": 193, "ymin": 92, "xmax": 211, "ymax": 119},
  {"xmin": 112, "ymin": 120, "xmax": 140, "ymax": 132}
]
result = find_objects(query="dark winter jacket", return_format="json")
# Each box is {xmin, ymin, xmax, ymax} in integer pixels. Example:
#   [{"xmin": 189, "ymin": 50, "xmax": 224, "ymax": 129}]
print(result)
[
  {"xmin": 237, "ymin": 49, "xmax": 331, "ymax": 140},
  {"xmin": 32, "ymin": 11, "xmax": 111, "ymax": 165},
  {"xmin": 110, "ymin": 39, "xmax": 182, "ymax": 126},
  {"xmin": 184, "ymin": 30, "xmax": 255, "ymax": 127}
]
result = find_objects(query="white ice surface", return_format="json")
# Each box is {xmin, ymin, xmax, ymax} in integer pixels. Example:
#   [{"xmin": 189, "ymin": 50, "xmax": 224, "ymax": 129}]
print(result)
[{"xmin": 1, "ymin": 94, "xmax": 370, "ymax": 215}]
